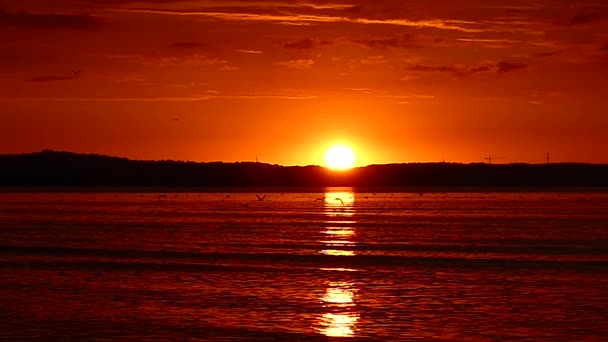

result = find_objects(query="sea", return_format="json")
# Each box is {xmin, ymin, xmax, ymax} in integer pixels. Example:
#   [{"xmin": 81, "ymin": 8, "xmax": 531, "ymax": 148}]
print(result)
[{"xmin": 1, "ymin": 189, "xmax": 607, "ymax": 341}]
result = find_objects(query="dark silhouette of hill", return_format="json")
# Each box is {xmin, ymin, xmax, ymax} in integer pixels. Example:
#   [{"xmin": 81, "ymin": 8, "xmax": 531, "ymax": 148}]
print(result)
[{"xmin": 0, "ymin": 150, "xmax": 607, "ymax": 188}]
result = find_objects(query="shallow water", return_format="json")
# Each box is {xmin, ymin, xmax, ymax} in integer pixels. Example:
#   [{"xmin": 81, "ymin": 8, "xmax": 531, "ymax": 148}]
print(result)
[{"xmin": 1, "ymin": 189, "xmax": 607, "ymax": 341}]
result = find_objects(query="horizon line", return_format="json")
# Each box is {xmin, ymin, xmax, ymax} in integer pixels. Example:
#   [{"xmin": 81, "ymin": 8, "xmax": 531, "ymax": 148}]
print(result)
[{"xmin": 1, "ymin": 149, "xmax": 606, "ymax": 167}]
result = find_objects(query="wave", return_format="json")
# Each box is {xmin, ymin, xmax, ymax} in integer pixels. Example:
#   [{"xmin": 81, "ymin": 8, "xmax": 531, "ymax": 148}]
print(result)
[
  {"xmin": 1, "ymin": 245, "xmax": 606, "ymax": 272},
  {"xmin": 2, "ymin": 240, "xmax": 607, "ymax": 256}
]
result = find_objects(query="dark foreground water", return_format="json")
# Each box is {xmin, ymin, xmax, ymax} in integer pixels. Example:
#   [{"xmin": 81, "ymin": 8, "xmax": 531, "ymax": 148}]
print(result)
[{"xmin": 1, "ymin": 189, "xmax": 607, "ymax": 341}]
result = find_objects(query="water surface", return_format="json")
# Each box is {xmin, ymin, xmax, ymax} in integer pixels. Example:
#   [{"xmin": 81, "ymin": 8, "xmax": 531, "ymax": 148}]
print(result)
[{"xmin": 1, "ymin": 189, "xmax": 607, "ymax": 341}]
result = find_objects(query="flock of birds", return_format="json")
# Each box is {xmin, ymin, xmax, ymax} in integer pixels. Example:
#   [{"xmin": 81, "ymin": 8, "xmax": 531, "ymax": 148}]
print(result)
[
  {"xmin": 146, "ymin": 192, "xmax": 605, "ymax": 207},
  {"xmin": 6, "ymin": 192, "xmax": 593, "ymax": 206},
  {"xmin": 1, "ymin": 193, "xmax": 604, "ymax": 205},
  {"xmin": 155, "ymin": 193, "xmax": 270, "ymax": 207}
]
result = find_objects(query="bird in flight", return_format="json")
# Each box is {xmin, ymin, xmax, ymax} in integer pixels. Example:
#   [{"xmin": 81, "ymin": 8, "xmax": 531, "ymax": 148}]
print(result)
[{"xmin": 256, "ymin": 194, "xmax": 267, "ymax": 201}]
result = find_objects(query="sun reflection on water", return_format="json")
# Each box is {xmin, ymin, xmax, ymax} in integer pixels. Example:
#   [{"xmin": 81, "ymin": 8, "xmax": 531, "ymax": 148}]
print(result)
[
  {"xmin": 317, "ymin": 282, "xmax": 359, "ymax": 337},
  {"xmin": 321, "ymin": 191, "xmax": 356, "ymax": 257},
  {"xmin": 322, "ymin": 249, "xmax": 355, "ymax": 256},
  {"xmin": 316, "ymin": 190, "xmax": 360, "ymax": 337}
]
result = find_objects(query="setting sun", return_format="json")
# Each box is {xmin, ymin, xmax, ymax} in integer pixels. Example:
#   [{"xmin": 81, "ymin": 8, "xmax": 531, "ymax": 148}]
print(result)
[{"xmin": 325, "ymin": 145, "xmax": 356, "ymax": 170}]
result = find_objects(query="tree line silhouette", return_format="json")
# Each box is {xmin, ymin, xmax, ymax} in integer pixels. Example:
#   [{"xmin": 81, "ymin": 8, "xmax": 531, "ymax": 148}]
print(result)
[{"xmin": 1, "ymin": 150, "xmax": 607, "ymax": 188}]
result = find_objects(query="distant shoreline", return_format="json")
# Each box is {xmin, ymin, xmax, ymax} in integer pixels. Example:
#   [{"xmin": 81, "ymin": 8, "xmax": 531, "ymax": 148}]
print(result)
[
  {"xmin": 2, "ymin": 150, "xmax": 608, "ymax": 188},
  {"xmin": 2, "ymin": 186, "xmax": 608, "ymax": 193}
]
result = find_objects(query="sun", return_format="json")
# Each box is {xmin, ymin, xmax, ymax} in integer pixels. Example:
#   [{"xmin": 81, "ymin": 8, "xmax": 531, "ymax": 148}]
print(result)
[{"xmin": 325, "ymin": 145, "xmax": 356, "ymax": 170}]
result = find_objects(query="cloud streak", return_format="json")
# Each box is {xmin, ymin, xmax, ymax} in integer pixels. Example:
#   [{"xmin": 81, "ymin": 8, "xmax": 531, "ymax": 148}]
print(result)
[
  {"xmin": 111, "ymin": 53, "xmax": 235, "ymax": 70},
  {"xmin": 405, "ymin": 64, "xmax": 492, "ymax": 77},
  {"xmin": 496, "ymin": 60, "xmax": 528, "ymax": 73},
  {"xmin": 0, "ymin": 10, "xmax": 100, "ymax": 29},
  {"xmin": 27, "ymin": 75, "xmax": 75, "ymax": 82},
  {"xmin": 567, "ymin": 11, "xmax": 605, "ymax": 26},
  {"xmin": 169, "ymin": 42, "xmax": 207, "ymax": 49},
  {"xmin": 236, "ymin": 49, "xmax": 263, "ymax": 54},
  {"xmin": 110, "ymin": 8, "xmax": 484, "ymax": 32},
  {"xmin": 0, "ymin": 92, "xmax": 319, "ymax": 102},
  {"xmin": 353, "ymin": 34, "xmax": 420, "ymax": 49},
  {"xmin": 277, "ymin": 59, "xmax": 315, "ymax": 70},
  {"xmin": 284, "ymin": 38, "xmax": 314, "ymax": 49}
]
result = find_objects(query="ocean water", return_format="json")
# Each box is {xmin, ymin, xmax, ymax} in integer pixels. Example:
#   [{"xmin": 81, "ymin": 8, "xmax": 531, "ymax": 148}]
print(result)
[{"xmin": 1, "ymin": 189, "xmax": 607, "ymax": 341}]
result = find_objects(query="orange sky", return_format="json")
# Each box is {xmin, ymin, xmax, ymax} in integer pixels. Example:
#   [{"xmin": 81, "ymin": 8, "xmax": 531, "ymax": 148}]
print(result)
[{"xmin": 1, "ymin": 0, "xmax": 607, "ymax": 165}]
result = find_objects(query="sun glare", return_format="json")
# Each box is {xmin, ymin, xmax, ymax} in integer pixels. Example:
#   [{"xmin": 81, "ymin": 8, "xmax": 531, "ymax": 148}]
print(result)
[{"xmin": 325, "ymin": 145, "xmax": 356, "ymax": 170}]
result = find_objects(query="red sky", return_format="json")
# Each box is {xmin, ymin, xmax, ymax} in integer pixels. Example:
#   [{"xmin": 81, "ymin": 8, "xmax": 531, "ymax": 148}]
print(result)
[{"xmin": 1, "ymin": 0, "xmax": 607, "ymax": 165}]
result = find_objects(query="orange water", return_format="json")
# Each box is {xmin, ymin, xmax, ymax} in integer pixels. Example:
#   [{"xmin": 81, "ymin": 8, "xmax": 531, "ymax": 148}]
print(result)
[{"xmin": 1, "ymin": 189, "xmax": 607, "ymax": 340}]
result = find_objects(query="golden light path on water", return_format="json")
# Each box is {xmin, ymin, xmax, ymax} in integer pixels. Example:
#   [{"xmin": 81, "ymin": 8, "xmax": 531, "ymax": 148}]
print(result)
[
  {"xmin": 316, "ymin": 190, "xmax": 360, "ymax": 337},
  {"xmin": 318, "ymin": 282, "xmax": 359, "ymax": 337},
  {"xmin": 322, "ymin": 192, "xmax": 356, "ymax": 257}
]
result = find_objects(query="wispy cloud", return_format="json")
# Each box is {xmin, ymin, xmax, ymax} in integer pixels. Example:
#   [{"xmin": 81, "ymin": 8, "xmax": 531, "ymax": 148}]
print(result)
[
  {"xmin": 26, "ymin": 75, "xmax": 75, "ymax": 82},
  {"xmin": 456, "ymin": 38, "xmax": 556, "ymax": 48},
  {"xmin": 340, "ymin": 88, "xmax": 435, "ymax": 102},
  {"xmin": 405, "ymin": 63, "xmax": 492, "ymax": 77},
  {"xmin": 359, "ymin": 55, "xmax": 386, "ymax": 65},
  {"xmin": 407, "ymin": 64, "xmax": 459, "ymax": 73},
  {"xmin": 0, "ymin": 92, "xmax": 318, "ymax": 102},
  {"xmin": 378, "ymin": 94, "xmax": 436, "ymax": 104},
  {"xmin": 566, "ymin": 10, "xmax": 606, "ymax": 26},
  {"xmin": 284, "ymin": 38, "xmax": 314, "ymax": 49},
  {"xmin": 496, "ymin": 60, "xmax": 528, "ymax": 73},
  {"xmin": 110, "ymin": 8, "xmax": 484, "ymax": 32},
  {"xmin": 353, "ymin": 34, "xmax": 420, "ymax": 49},
  {"xmin": 342, "ymin": 88, "xmax": 389, "ymax": 95},
  {"xmin": 353, "ymin": 17, "xmax": 483, "ymax": 32},
  {"xmin": 220, "ymin": 94, "xmax": 317, "ymax": 99},
  {"xmin": 111, "ymin": 53, "xmax": 235, "ymax": 70},
  {"xmin": 470, "ymin": 66, "xmax": 491, "ymax": 73},
  {"xmin": 100, "ymin": 1, "xmax": 357, "ymax": 11},
  {"xmin": 533, "ymin": 51, "xmax": 563, "ymax": 57},
  {"xmin": 236, "ymin": 49, "xmax": 263, "ymax": 54},
  {"xmin": 277, "ymin": 59, "xmax": 315, "ymax": 70},
  {"xmin": 169, "ymin": 42, "xmax": 207, "ymax": 50},
  {"xmin": 0, "ymin": 10, "xmax": 100, "ymax": 29}
]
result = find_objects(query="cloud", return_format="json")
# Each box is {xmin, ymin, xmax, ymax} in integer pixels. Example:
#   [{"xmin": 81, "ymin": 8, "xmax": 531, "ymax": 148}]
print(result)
[
  {"xmin": 112, "ymin": 53, "xmax": 235, "ymax": 70},
  {"xmin": 27, "ymin": 75, "xmax": 74, "ymax": 82},
  {"xmin": 456, "ymin": 38, "xmax": 555, "ymax": 49},
  {"xmin": 534, "ymin": 51, "xmax": 562, "ymax": 57},
  {"xmin": 455, "ymin": 65, "xmax": 492, "ymax": 77},
  {"xmin": 470, "ymin": 66, "xmax": 490, "ymax": 73},
  {"xmin": 343, "ymin": 88, "xmax": 388, "ymax": 95},
  {"xmin": 0, "ymin": 92, "xmax": 319, "ymax": 102},
  {"xmin": 406, "ymin": 65, "xmax": 459, "ymax": 73},
  {"xmin": 217, "ymin": 64, "xmax": 238, "ymax": 71},
  {"xmin": 359, "ymin": 55, "xmax": 386, "ymax": 65},
  {"xmin": 277, "ymin": 59, "xmax": 315, "ymax": 70},
  {"xmin": 405, "ymin": 64, "xmax": 492, "ymax": 77},
  {"xmin": 567, "ymin": 11, "xmax": 605, "ymax": 26},
  {"xmin": 0, "ymin": 10, "xmax": 99, "ymax": 29},
  {"xmin": 284, "ymin": 38, "xmax": 314, "ymax": 49},
  {"xmin": 111, "ymin": 8, "xmax": 483, "ymax": 32},
  {"xmin": 353, "ymin": 34, "xmax": 420, "ymax": 49},
  {"xmin": 379, "ymin": 93, "xmax": 436, "ymax": 100},
  {"xmin": 169, "ymin": 42, "xmax": 207, "ymax": 49},
  {"xmin": 341, "ymin": 88, "xmax": 436, "ymax": 103},
  {"xmin": 97, "ymin": 1, "xmax": 356, "ymax": 11},
  {"xmin": 496, "ymin": 60, "xmax": 528, "ymax": 73},
  {"xmin": 236, "ymin": 49, "xmax": 263, "ymax": 54}
]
